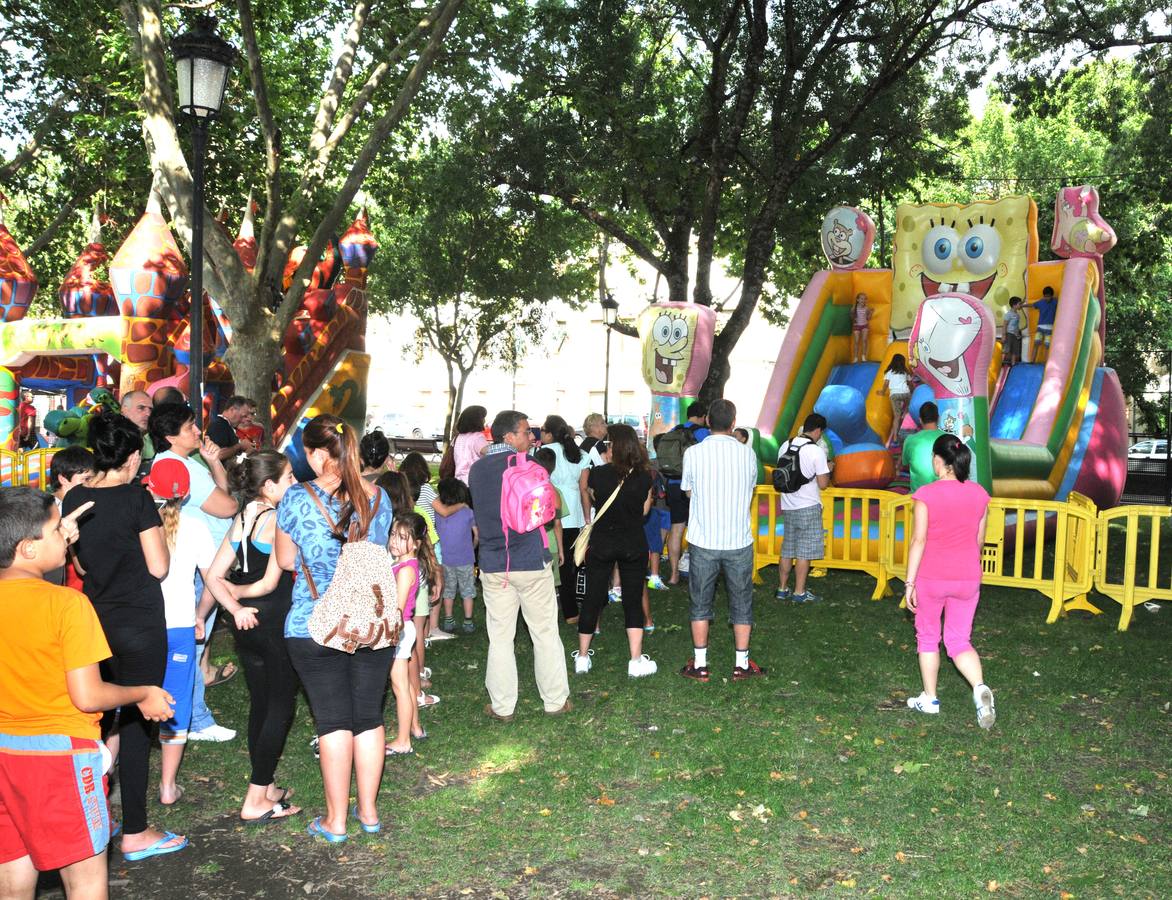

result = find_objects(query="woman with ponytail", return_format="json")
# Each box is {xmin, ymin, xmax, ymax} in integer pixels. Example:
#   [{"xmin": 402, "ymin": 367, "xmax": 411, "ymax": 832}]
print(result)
[
  {"xmin": 903, "ymin": 434, "xmax": 996, "ymax": 730},
  {"xmin": 274, "ymin": 415, "xmax": 395, "ymax": 842},
  {"xmin": 540, "ymin": 414, "xmax": 590, "ymax": 622},
  {"xmin": 200, "ymin": 449, "xmax": 301, "ymax": 823}
]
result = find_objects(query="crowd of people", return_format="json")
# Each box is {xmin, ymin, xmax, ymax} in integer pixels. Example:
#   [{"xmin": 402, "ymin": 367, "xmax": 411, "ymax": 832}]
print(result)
[{"xmin": 0, "ymin": 385, "xmax": 997, "ymax": 897}]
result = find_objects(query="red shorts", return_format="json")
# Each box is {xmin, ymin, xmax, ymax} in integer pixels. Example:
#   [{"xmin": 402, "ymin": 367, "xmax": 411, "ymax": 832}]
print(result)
[{"xmin": 0, "ymin": 734, "xmax": 109, "ymax": 871}]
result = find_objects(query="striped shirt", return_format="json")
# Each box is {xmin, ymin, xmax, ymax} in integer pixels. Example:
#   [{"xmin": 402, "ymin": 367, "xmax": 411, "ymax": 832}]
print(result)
[{"xmin": 679, "ymin": 433, "xmax": 758, "ymax": 550}]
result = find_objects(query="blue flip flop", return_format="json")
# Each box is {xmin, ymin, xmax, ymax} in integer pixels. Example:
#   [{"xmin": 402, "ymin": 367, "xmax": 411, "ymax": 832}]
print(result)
[
  {"xmin": 306, "ymin": 816, "xmax": 347, "ymax": 843},
  {"xmin": 122, "ymin": 831, "xmax": 188, "ymax": 862},
  {"xmin": 351, "ymin": 805, "xmax": 381, "ymax": 834}
]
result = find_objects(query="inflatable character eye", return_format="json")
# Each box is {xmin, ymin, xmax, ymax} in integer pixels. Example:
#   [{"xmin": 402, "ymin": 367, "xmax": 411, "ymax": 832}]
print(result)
[
  {"xmin": 960, "ymin": 224, "xmax": 1000, "ymax": 275},
  {"xmin": 653, "ymin": 314, "xmax": 672, "ymax": 344},
  {"xmin": 669, "ymin": 317, "xmax": 689, "ymax": 344},
  {"xmin": 922, "ymin": 225, "xmax": 960, "ymax": 276}
]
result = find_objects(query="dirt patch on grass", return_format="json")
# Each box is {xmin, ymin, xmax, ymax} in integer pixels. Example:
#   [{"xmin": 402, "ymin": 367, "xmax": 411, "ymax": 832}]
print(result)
[{"xmin": 36, "ymin": 820, "xmax": 388, "ymax": 899}]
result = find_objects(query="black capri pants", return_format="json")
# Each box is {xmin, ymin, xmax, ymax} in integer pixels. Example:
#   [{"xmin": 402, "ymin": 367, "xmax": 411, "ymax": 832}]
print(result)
[
  {"xmin": 286, "ymin": 638, "xmax": 394, "ymax": 737},
  {"xmin": 577, "ymin": 538, "xmax": 647, "ymax": 634},
  {"xmin": 100, "ymin": 615, "xmax": 166, "ymax": 837}
]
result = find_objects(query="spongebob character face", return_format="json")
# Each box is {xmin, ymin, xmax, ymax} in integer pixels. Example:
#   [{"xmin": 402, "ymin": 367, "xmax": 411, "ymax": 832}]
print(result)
[
  {"xmin": 908, "ymin": 293, "xmax": 996, "ymax": 399},
  {"xmin": 891, "ymin": 196, "xmax": 1037, "ymax": 334},
  {"xmin": 637, "ymin": 302, "xmax": 716, "ymax": 396}
]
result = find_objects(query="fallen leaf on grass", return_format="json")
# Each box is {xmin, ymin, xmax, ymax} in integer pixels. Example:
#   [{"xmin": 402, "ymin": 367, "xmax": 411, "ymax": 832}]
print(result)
[
  {"xmin": 1059, "ymin": 892, "xmax": 1075, "ymax": 899},
  {"xmin": 1127, "ymin": 805, "xmax": 1149, "ymax": 817},
  {"xmin": 539, "ymin": 808, "xmax": 551, "ymax": 816},
  {"xmin": 523, "ymin": 866, "xmax": 539, "ymax": 875},
  {"xmin": 987, "ymin": 879, "xmax": 999, "ymax": 891},
  {"xmin": 893, "ymin": 762, "xmax": 926, "ymax": 775},
  {"xmin": 836, "ymin": 878, "xmax": 856, "ymax": 888},
  {"xmin": 895, "ymin": 851, "xmax": 907, "ymax": 863},
  {"xmin": 728, "ymin": 809, "xmax": 744, "ymax": 822}
]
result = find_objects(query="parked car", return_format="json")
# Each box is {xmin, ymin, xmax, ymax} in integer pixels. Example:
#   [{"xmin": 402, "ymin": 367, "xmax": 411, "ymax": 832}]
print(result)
[
  {"xmin": 1128, "ymin": 439, "xmax": 1169, "ymax": 459},
  {"xmin": 606, "ymin": 414, "xmax": 647, "ymax": 440}
]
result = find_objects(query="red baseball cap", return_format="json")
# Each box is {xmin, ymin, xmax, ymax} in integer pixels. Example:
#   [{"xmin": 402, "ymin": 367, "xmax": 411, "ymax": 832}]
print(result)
[{"xmin": 144, "ymin": 457, "xmax": 191, "ymax": 499}]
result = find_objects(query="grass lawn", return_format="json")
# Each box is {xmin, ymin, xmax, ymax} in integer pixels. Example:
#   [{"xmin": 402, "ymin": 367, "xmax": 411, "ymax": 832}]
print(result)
[{"xmin": 81, "ymin": 569, "xmax": 1170, "ymax": 898}]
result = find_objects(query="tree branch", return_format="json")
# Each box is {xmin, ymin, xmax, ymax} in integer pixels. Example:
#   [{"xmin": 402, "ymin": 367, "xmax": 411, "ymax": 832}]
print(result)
[
  {"xmin": 236, "ymin": 0, "xmax": 282, "ymax": 288},
  {"xmin": 24, "ymin": 195, "xmax": 83, "ymax": 258},
  {"xmin": 0, "ymin": 94, "xmax": 65, "ymax": 182},
  {"xmin": 276, "ymin": 0, "xmax": 465, "ymax": 325},
  {"xmin": 325, "ymin": 1, "xmax": 442, "ymax": 154},
  {"xmin": 500, "ymin": 174, "xmax": 669, "ymax": 278}
]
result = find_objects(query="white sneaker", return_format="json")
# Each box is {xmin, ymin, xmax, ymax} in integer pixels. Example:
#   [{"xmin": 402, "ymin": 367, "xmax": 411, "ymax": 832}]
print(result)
[
  {"xmin": 188, "ymin": 723, "xmax": 237, "ymax": 742},
  {"xmin": 974, "ymin": 684, "xmax": 996, "ymax": 730},
  {"xmin": 678, "ymin": 551, "xmax": 690, "ymax": 575},
  {"xmin": 572, "ymin": 649, "xmax": 594, "ymax": 674},
  {"xmin": 627, "ymin": 654, "xmax": 658, "ymax": 677},
  {"xmin": 906, "ymin": 693, "xmax": 940, "ymax": 715},
  {"xmin": 607, "ymin": 586, "xmax": 622, "ymax": 604},
  {"xmin": 428, "ymin": 628, "xmax": 455, "ymax": 642}
]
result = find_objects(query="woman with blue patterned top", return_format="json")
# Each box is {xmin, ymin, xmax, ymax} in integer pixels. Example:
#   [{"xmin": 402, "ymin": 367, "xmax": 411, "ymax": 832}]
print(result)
[{"xmin": 275, "ymin": 415, "xmax": 394, "ymax": 842}]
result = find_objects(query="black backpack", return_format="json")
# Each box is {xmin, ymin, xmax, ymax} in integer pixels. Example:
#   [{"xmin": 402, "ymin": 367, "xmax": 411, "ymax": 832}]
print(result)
[
  {"xmin": 655, "ymin": 424, "xmax": 698, "ymax": 478},
  {"xmin": 772, "ymin": 437, "xmax": 814, "ymax": 493}
]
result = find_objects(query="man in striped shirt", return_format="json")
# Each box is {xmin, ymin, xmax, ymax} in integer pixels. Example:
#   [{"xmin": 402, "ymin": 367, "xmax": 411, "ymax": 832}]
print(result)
[{"xmin": 678, "ymin": 399, "xmax": 764, "ymax": 682}]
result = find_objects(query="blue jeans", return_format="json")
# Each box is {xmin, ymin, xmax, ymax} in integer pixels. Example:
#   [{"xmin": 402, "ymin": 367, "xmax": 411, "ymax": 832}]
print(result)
[
  {"xmin": 687, "ymin": 544, "xmax": 755, "ymax": 626},
  {"xmin": 189, "ymin": 572, "xmax": 219, "ymax": 732}
]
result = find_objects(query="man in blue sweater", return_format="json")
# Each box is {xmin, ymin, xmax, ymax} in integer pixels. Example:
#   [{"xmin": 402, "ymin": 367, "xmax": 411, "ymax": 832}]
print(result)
[{"xmin": 469, "ymin": 410, "xmax": 571, "ymax": 722}]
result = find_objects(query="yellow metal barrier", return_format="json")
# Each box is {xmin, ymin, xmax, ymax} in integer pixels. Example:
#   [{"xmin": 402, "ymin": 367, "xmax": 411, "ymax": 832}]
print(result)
[
  {"xmin": 0, "ymin": 450, "xmax": 19, "ymax": 487},
  {"xmin": 883, "ymin": 493, "xmax": 1098, "ymax": 623},
  {"xmin": 0, "ymin": 448, "xmax": 61, "ymax": 488},
  {"xmin": 20, "ymin": 448, "xmax": 59, "ymax": 489},
  {"xmin": 752, "ymin": 486, "xmax": 900, "ymax": 599},
  {"xmin": 1094, "ymin": 505, "xmax": 1172, "ymax": 631},
  {"xmin": 753, "ymin": 480, "xmax": 1172, "ymax": 631}
]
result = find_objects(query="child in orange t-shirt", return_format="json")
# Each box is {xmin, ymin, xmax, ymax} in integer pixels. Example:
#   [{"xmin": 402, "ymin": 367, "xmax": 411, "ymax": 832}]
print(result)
[{"xmin": 0, "ymin": 487, "xmax": 176, "ymax": 891}]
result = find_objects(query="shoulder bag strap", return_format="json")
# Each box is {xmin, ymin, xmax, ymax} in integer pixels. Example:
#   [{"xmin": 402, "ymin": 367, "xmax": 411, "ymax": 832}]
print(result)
[
  {"xmin": 299, "ymin": 485, "xmax": 338, "ymax": 600},
  {"xmin": 591, "ymin": 477, "xmax": 626, "ymax": 529}
]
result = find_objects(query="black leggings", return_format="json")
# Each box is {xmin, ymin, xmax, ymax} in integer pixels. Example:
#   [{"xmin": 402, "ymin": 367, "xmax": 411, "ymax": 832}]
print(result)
[
  {"xmin": 286, "ymin": 638, "xmax": 393, "ymax": 736},
  {"xmin": 100, "ymin": 616, "xmax": 166, "ymax": 837},
  {"xmin": 558, "ymin": 526, "xmax": 581, "ymax": 620},
  {"xmin": 230, "ymin": 606, "xmax": 298, "ymax": 786},
  {"xmin": 578, "ymin": 541, "xmax": 647, "ymax": 634}
]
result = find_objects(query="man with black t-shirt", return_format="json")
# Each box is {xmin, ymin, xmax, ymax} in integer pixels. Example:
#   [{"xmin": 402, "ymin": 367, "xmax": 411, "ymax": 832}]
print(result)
[{"xmin": 204, "ymin": 395, "xmax": 257, "ymax": 462}]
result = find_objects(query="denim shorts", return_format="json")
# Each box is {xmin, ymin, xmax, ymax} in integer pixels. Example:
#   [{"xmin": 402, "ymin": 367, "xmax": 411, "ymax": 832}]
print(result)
[{"xmin": 687, "ymin": 544, "xmax": 755, "ymax": 626}]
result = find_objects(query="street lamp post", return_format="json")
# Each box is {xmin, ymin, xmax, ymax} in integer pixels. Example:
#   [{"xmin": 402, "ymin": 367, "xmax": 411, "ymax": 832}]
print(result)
[
  {"xmin": 601, "ymin": 293, "xmax": 619, "ymax": 420},
  {"xmin": 171, "ymin": 16, "xmax": 237, "ymax": 429}
]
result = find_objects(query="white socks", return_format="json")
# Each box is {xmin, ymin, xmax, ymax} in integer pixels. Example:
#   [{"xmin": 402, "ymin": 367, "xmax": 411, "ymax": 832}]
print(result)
[
  {"xmin": 735, "ymin": 648, "xmax": 749, "ymax": 669},
  {"xmin": 693, "ymin": 646, "xmax": 707, "ymax": 667}
]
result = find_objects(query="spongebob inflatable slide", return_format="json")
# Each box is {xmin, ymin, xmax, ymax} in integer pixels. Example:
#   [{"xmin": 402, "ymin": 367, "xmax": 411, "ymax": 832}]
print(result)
[{"xmin": 752, "ymin": 188, "xmax": 1128, "ymax": 508}]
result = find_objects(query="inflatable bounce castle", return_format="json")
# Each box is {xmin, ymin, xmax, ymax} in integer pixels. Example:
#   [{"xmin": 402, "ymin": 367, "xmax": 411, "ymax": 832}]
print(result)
[
  {"xmin": 635, "ymin": 187, "xmax": 1128, "ymax": 509},
  {"xmin": 0, "ymin": 189, "xmax": 377, "ymax": 476}
]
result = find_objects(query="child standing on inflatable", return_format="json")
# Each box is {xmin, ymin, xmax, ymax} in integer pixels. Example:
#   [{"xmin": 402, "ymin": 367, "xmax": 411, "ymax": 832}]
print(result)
[
  {"xmin": 903, "ymin": 434, "xmax": 996, "ymax": 730},
  {"xmin": 851, "ymin": 292, "xmax": 872, "ymax": 362},
  {"xmin": 1003, "ymin": 297, "xmax": 1026, "ymax": 367},
  {"xmin": 877, "ymin": 354, "xmax": 912, "ymax": 448},
  {"xmin": 1027, "ymin": 286, "xmax": 1057, "ymax": 363}
]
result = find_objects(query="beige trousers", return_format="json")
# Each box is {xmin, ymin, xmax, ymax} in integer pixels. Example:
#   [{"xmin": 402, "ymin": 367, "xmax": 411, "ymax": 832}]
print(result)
[{"xmin": 480, "ymin": 563, "xmax": 570, "ymax": 715}]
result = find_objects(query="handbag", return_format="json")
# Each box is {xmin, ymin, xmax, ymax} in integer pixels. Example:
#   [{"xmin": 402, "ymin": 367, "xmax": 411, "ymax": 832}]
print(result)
[
  {"xmin": 300, "ymin": 487, "xmax": 401, "ymax": 653},
  {"xmin": 571, "ymin": 477, "xmax": 625, "ymax": 567}
]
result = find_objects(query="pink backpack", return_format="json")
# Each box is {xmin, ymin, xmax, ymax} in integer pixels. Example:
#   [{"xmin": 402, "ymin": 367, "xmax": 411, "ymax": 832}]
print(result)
[{"xmin": 500, "ymin": 452, "xmax": 557, "ymax": 581}]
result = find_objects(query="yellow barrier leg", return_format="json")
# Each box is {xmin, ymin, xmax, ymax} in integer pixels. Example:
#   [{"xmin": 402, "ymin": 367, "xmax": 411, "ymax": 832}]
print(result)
[{"xmin": 1062, "ymin": 593, "xmax": 1102, "ymax": 616}]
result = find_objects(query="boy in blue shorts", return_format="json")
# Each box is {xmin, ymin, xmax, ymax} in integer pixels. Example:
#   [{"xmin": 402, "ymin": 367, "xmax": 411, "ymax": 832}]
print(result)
[{"xmin": 0, "ymin": 488, "xmax": 175, "ymax": 895}]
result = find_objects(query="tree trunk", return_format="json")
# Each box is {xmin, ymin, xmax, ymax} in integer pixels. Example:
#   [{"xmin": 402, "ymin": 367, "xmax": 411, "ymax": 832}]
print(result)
[
  {"xmin": 222, "ymin": 322, "xmax": 283, "ymax": 440},
  {"xmin": 442, "ymin": 359, "xmax": 459, "ymax": 445}
]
